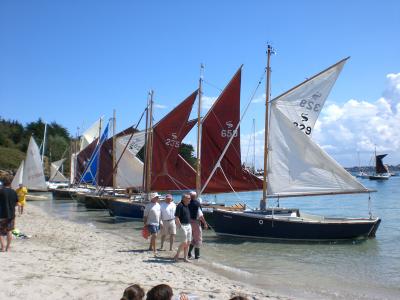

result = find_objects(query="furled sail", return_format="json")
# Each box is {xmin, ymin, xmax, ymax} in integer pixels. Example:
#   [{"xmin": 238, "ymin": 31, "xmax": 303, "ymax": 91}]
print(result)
[
  {"xmin": 50, "ymin": 158, "xmax": 68, "ymax": 182},
  {"xmin": 80, "ymin": 118, "xmax": 102, "ymax": 151},
  {"xmin": 22, "ymin": 136, "xmax": 47, "ymax": 191},
  {"xmin": 150, "ymin": 91, "xmax": 198, "ymax": 191},
  {"xmin": 11, "ymin": 160, "xmax": 24, "ymax": 189},
  {"xmin": 272, "ymin": 58, "xmax": 348, "ymax": 136},
  {"xmin": 80, "ymin": 123, "xmax": 109, "ymax": 185},
  {"xmin": 201, "ymin": 68, "xmax": 263, "ymax": 193},
  {"xmin": 267, "ymin": 106, "xmax": 368, "ymax": 196},
  {"xmin": 115, "ymin": 131, "xmax": 145, "ymax": 188},
  {"xmin": 375, "ymin": 154, "xmax": 388, "ymax": 174}
]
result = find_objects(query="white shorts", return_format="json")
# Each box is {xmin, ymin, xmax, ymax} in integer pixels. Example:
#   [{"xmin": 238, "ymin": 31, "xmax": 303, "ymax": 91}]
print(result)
[
  {"xmin": 179, "ymin": 223, "xmax": 192, "ymax": 243},
  {"xmin": 161, "ymin": 219, "xmax": 176, "ymax": 236}
]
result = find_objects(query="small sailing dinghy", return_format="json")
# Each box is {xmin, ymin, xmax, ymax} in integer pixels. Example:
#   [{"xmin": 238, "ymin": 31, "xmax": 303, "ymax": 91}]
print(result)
[{"xmin": 212, "ymin": 46, "xmax": 381, "ymax": 241}]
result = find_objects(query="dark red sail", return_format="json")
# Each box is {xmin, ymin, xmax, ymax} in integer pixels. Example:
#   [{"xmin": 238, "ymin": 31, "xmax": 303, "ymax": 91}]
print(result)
[
  {"xmin": 201, "ymin": 67, "xmax": 263, "ymax": 193},
  {"xmin": 151, "ymin": 91, "xmax": 198, "ymax": 191},
  {"xmin": 376, "ymin": 154, "xmax": 388, "ymax": 174}
]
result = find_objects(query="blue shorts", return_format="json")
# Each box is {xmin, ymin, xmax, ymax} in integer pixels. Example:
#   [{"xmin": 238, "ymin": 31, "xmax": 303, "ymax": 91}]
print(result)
[{"xmin": 147, "ymin": 224, "xmax": 159, "ymax": 234}]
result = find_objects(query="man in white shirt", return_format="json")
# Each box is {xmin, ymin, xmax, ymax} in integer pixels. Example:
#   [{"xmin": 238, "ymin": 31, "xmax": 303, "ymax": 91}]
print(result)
[
  {"xmin": 159, "ymin": 194, "xmax": 176, "ymax": 251},
  {"xmin": 143, "ymin": 192, "xmax": 161, "ymax": 255}
]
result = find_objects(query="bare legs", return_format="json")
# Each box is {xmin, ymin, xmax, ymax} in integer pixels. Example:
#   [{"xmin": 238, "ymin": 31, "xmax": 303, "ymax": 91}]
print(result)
[
  {"xmin": 0, "ymin": 232, "xmax": 12, "ymax": 252},
  {"xmin": 160, "ymin": 234, "xmax": 175, "ymax": 251},
  {"xmin": 174, "ymin": 241, "xmax": 190, "ymax": 262},
  {"xmin": 149, "ymin": 233, "xmax": 157, "ymax": 255}
]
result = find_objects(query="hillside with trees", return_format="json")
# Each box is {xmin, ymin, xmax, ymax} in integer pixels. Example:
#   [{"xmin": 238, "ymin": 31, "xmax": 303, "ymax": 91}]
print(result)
[
  {"xmin": 0, "ymin": 117, "xmax": 197, "ymax": 177},
  {"xmin": 0, "ymin": 117, "xmax": 71, "ymax": 172}
]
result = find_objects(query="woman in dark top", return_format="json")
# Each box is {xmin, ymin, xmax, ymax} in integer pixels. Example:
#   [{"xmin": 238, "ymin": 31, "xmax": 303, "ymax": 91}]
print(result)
[
  {"xmin": 0, "ymin": 175, "xmax": 18, "ymax": 252},
  {"xmin": 173, "ymin": 194, "xmax": 192, "ymax": 262}
]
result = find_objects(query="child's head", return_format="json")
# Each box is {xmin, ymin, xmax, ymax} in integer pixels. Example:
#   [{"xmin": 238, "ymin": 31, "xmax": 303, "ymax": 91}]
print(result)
[
  {"xmin": 146, "ymin": 284, "xmax": 173, "ymax": 300},
  {"xmin": 121, "ymin": 284, "xmax": 145, "ymax": 300}
]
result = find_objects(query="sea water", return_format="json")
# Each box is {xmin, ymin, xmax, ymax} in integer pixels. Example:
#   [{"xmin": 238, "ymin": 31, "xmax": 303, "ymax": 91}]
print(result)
[{"xmin": 33, "ymin": 177, "xmax": 400, "ymax": 299}]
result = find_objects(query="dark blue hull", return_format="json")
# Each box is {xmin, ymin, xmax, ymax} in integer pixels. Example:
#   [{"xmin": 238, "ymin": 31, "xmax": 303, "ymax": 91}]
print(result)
[
  {"xmin": 213, "ymin": 209, "xmax": 381, "ymax": 241},
  {"xmin": 107, "ymin": 199, "xmax": 146, "ymax": 219}
]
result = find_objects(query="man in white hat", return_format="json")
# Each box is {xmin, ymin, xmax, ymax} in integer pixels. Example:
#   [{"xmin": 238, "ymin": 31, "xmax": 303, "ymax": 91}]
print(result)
[
  {"xmin": 143, "ymin": 192, "xmax": 161, "ymax": 255},
  {"xmin": 159, "ymin": 194, "xmax": 176, "ymax": 251}
]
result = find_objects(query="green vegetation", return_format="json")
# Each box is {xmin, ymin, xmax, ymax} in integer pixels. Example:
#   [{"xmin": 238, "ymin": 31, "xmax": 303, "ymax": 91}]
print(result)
[{"xmin": 0, "ymin": 117, "xmax": 71, "ymax": 171}]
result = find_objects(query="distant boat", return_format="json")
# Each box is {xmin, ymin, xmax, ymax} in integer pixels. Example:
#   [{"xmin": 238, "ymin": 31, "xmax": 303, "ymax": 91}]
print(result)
[
  {"xmin": 11, "ymin": 136, "xmax": 48, "ymax": 192},
  {"xmin": 212, "ymin": 48, "xmax": 380, "ymax": 241},
  {"xmin": 369, "ymin": 152, "xmax": 391, "ymax": 180}
]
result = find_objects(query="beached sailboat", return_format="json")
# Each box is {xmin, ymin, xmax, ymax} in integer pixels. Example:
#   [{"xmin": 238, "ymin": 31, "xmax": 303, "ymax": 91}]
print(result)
[
  {"xmin": 108, "ymin": 90, "xmax": 198, "ymax": 218},
  {"xmin": 369, "ymin": 151, "xmax": 390, "ymax": 180},
  {"xmin": 11, "ymin": 136, "xmax": 47, "ymax": 192},
  {"xmin": 211, "ymin": 46, "xmax": 381, "ymax": 241}
]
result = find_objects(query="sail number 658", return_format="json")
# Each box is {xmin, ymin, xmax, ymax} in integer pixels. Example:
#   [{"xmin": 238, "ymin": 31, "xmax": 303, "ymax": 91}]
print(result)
[{"xmin": 221, "ymin": 129, "xmax": 237, "ymax": 138}]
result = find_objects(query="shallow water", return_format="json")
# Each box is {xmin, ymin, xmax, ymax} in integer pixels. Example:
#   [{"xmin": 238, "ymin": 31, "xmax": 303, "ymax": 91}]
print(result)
[{"xmin": 32, "ymin": 177, "xmax": 400, "ymax": 299}]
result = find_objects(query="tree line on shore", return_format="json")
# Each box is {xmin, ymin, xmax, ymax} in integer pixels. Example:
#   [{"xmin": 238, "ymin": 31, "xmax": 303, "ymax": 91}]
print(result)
[{"xmin": 0, "ymin": 117, "xmax": 196, "ymax": 176}]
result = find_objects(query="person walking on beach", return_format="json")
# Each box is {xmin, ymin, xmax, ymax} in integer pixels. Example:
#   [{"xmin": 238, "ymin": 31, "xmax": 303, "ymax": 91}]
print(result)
[
  {"xmin": 188, "ymin": 191, "xmax": 208, "ymax": 259},
  {"xmin": 15, "ymin": 183, "xmax": 28, "ymax": 215},
  {"xmin": 159, "ymin": 194, "xmax": 176, "ymax": 251},
  {"xmin": 174, "ymin": 194, "xmax": 192, "ymax": 262},
  {"xmin": 0, "ymin": 175, "xmax": 18, "ymax": 252},
  {"xmin": 143, "ymin": 192, "xmax": 161, "ymax": 255}
]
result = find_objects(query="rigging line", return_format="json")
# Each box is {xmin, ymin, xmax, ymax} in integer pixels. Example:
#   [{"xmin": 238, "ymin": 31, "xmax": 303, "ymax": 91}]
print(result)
[
  {"xmin": 201, "ymin": 68, "xmax": 267, "ymax": 194},
  {"xmin": 97, "ymin": 106, "xmax": 148, "ymax": 195},
  {"xmin": 219, "ymin": 166, "xmax": 242, "ymax": 202},
  {"xmin": 203, "ymin": 80, "xmax": 223, "ymax": 92}
]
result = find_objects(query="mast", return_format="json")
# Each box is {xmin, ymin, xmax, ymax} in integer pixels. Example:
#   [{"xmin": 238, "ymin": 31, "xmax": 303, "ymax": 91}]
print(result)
[
  {"xmin": 262, "ymin": 45, "xmax": 273, "ymax": 209},
  {"xmin": 145, "ymin": 91, "xmax": 154, "ymax": 198},
  {"xmin": 252, "ymin": 118, "xmax": 256, "ymax": 173},
  {"xmin": 41, "ymin": 122, "xmax": 47, "ymax": 164},
  {"xmin": 112, "ymin": 109, "xmax": 116, "ymax": 189},
  {"xmin": 142, "ymin": 95, "xmax": 150, "ymax": 193},
  {"xmin": 196, "ymin": 64, "xmax": 204, "ymax": 196}
]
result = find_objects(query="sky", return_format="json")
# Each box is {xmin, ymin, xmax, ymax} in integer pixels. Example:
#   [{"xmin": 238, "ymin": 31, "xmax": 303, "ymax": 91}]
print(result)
[{"xmin": 1, "ymin": 0, "xmax": 399, "ymax": 167}]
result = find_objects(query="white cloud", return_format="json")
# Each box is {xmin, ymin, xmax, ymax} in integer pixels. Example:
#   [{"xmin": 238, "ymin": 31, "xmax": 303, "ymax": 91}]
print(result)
[
  {"xmin": 251, "ymin": 93, "xmax": 266, "ymax": 104},
  {"xmin": 201, "ymin": 96, "xmax": 217, "ymax": 110},
  {"xmin": 153, "ymin": 103, "xmax": 167, "ymax": 109},
  {"xmin": 242, "ymin": 72, "xmax": 400, "ymax": 167},
  {"xmin": 313, "ymin": 73, "xmax": 400, "ymax": 165}
]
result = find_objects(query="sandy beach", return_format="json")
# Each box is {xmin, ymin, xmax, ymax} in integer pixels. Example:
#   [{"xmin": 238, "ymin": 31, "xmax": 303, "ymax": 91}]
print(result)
[{"xmin": 0, "ymin": 204, "xmax": 290, "ymax": 300}]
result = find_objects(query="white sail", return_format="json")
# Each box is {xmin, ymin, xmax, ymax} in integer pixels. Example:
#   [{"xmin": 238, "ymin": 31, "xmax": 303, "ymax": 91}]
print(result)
[
  {"xmin": 115, "ymin": 133, "xmax": 144, "ymax": 188},
  {"xmin": 117, "ymin": 130, "xmax": 146, "ymax": 156},
  {"xmin": 23, "ymin": 136, "xmax": 47, "ymax": 191},
  {"xmin": 267, "ymin": 106, "xmax": 367, "ymax": 196},
  {"xmin": 272, "ymin": 58, "xmax": 348, "ymax": 136},
  {"xmin": 80, "ymin": 118, "xmax": 102, "ymax": 151},
  {"xmin": 11, "ymin": 160, "xmax": 24, "ymax": 189},
  {"xmin": 50, "ymin": 158, "xmax": 68, "ymax": 182}
]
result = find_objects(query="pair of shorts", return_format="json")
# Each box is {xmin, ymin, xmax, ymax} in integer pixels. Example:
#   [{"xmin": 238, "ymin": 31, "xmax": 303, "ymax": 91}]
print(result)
[
  {"xmin": 178, "ymin": 223, "xmax": 192, "ymax": 243},
  {"xmin": 0, "ymin": 218, "xmax": 15, "ymax": 236},
  {"xmin": 147, "ymin": 224, "xmax": 160, "ymax": 234},
  {"xmin": 161, "ymin": 219, "xmax": 176, "ymax": 236}
]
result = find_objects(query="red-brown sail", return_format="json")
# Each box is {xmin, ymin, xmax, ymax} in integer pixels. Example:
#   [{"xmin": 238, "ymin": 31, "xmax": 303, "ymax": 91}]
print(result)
[
  {"xmin": 201, "ymin": 67, "xmax": 263, "ymax": 193},
  {"xmin": 150, "ymin": 91, "xmax": 198, "ymax": 191}
]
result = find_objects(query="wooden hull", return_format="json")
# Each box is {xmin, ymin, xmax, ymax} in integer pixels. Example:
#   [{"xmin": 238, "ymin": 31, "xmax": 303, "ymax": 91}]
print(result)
[
  {"xmin": 107, "ymin": 198, "xmax": 146, "ymax": 219},
  {"xmin": 212, "ymin": 209, "xmax": 381, "ymax": 241}
]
